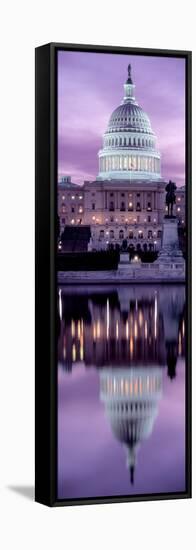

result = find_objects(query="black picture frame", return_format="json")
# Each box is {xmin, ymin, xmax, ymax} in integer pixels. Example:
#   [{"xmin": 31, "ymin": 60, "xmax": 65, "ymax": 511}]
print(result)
[{"xmin": 35, "ymin": 42, "xmax": 192, "ymax": 507}]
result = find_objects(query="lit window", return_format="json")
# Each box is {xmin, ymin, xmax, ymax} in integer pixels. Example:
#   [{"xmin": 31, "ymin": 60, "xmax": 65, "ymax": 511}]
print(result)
[
  {"xmin": 177, "ymin": 207, "xmax": 181, "ymax": 212},
  {"xmin": 71, "ymin": 219, "xmax": 75, "ymax": 224},
  {"xmin": 71, "ymin": 195, "xmax": 75, "ymax": 200},
  {"xmin": 79, "ymin": 195, "xmax": 83, "ymax": 200}
]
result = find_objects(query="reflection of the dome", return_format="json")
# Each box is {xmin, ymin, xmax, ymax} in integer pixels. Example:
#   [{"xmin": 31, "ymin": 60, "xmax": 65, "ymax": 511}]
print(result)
[
  {"xmin": 58, "ymin": 286, "xmax": 185, "ymax": 376},
  {"xmin": 100, "ymin": 367, "xmax": 163, "ymax": 484}
]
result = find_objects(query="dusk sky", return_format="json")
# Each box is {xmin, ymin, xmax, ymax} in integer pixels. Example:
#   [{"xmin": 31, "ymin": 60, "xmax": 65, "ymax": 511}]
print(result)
[{"xmin": 58, "ymin": 51, "xmax": 185, "ymax": 186}]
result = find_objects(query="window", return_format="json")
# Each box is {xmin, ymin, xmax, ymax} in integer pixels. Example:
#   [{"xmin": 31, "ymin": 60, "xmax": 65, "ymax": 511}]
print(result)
[
  {"xmin": 137, "ymin": 193, "xmax": 140, "ymax": 197},
  {"xmin": 120, "ymin": 202, "xmax": 125, "ymax": 211},
  {"xmin": 119, "ymin": 230, "xmax": 124, "ymax": 240},
  {"xmin": 110, "ymin": 193, "xmax": 114, "ymax": 197},
  {"xmin": 110, "ymin": 230, "xmax": 114, "ymax": 239},
  {"xmin": 109, "ymin": 202, "xmax": 114, "ymax": 211},
  {"xmin": 92, "ymin": 203, "xmax": 95, "ymax": 210},
  {"xmin": 71, "ymin": 207, "xmax": 75, "ymax": 213},
  {"xmin": 148, "ymin": 215, "xmax": 151, "ymax": 223},
  {"xmin": 138, "ymin": 231, "xmax": 143, "ymax": 239},
  {"xmin": 121, "ymin": 193, "xmax": 125, "ymax": 197},
  {"xmin": 148, "ymin": 230, "xmax": 153, "ymax": 238},
  {"xmin": 129, "ymin": 231, "xmax": 133, "ymax": 239},
  {"xmin": 136, "ymin": 202, "xmax": 141, "ymax": 211},
  {"xmin": 99, "ymin": 230, "xmax": 104, "ymax": 239},
  {"xmin": 147, "ymin": 202, "xmax": 152, "ymax": 210},
  {"xmin": 137, "ymin": 215, "xmax": 140, "ymax": 223},
  {"xmin": 157, "ymin": 230, "xmax": 162, "ymax": 239}
]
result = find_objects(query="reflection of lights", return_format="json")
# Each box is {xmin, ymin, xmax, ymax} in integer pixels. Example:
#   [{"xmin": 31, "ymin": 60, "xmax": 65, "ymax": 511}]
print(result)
[
  {"xmin": 97, "ymin": 320, "xmax": 100, "ymax": 339},
  {"xmin": 77, "ymin": 320, "xmax": 81, "ymax": 338},
  {"xmin": 71, "ymin": 319, "xmax": 75, "ymax": 337},
  {"xmin": 154, "ymin": 294, "xmax": 157, "ymax": 339},
  {"xmin": 134, "ymin": 320, "xmax": 138, "ymax": 339},
  {"xmin": 138, "ymin": 310, "xmax": 143, "ymax": 328},
  {"xmin": 130, "ymin": 336, "xmax": 133, "ymax": 356},
  {"xmin": 182, "ymin": 319, "xmax": 185, "ymax": 337},
  {"xmin": 80, "ymin": 344, "xmax": 84, "ymax": 361},
  {"xmin": 58, "ymin": 289, "xmax": 62, "ymax": 321},
  {"xmin": 116, "ymin": 320, "xmax": 119, "ymax": 340},
  {"xmin": 106, "ymin": 299, "xmax": 110, "ymax": 340},
  {"xmin": 145, "ymin": 320, "xmax": 148, "ymax": 339},
  {"xmin": 126, "ymin": 320, "xmax": 129, "ymax": 340},
  {"xmin": 93, "ymin": 322, "xmax": 96, "ymax": 341},
  {"xmin": 72, "ymin": 344, "xmax": 76, "ymax": 362}
]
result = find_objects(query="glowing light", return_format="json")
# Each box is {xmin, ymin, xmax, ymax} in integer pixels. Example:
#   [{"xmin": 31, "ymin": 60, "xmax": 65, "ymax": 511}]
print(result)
[
  {"xmin": 58, "ymin": 289, "xmax": 62, "ymax": 321},
  {"xmin": 145, "ymin": 320, "xmax": 148, "ymax": 339},
  {"xmin": 154, "ymin": 294, "xmax": 157, "ymax": 339},
  {"xmin": 126, "ymin": 320, "xmax": 129, "ymax": 340},
  {"xmin": 139, "ymin": 310, "xmax": 143, "ymax": 327},
  {"xmin": 77, "ymin": 320, "xmax": 81, "ymax": 339},
  {"xmin": 177, "ymin": 207, "xmax": 181, "ymax": 212},
  {"xmin": 134, "ymin": 320, "xmax": 138, "ymax": 339},
  {"xmin": 72, "ymin": 343, "xmax": 76, "ymax": 362},
  {"xmin": 182, "ymin": 319, "xmax": 185, "ymax": 337},
  {"xmin": 71, "ymin": 319, "xmax": 75, "ymax": 337},
  {"xmin": 106, "ymin": 299, "xmax": 110, "ymax": 340},
  {"xmin": 71, "ymin": 195, "xmax": 75, "ymax": 200},
  {"xmin": 80, "ymin": 344, "xmax": 84, "ymax": 361},
  {"xmin": 130, "ymin": 336, "xmax": 134, "ymax": 357},
  {"xmin": 129, "ymin": 202, "xmax": 133, "ymax": 207},
  {"xmin": 116, "ymin": 320, "xmax": 119, "ymax": 340},
  {"xmin": 79, "ymin": 195, "xmax": 83, "ymax": 200},
  {"xmin": 92, "ymin": 216, "xmax": 95, "ymax": 221},
  {"xmin": 93, "ymin": 322, "xmax": 96, "ymax": 340},
  {"xmin": 97, "ymin": 320, "xmax": 101, "ymax": 339},
  {"xmin": 71, "ymin": 219, "xmax": 75, "ymax": 224}
]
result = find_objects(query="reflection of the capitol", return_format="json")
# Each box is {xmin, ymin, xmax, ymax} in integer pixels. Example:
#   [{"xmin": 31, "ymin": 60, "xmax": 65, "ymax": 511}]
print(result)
[
  {"xmin": 58, "ymin": 285, "xmax": 185, "ymax": 379},
  {"xmin": 100, "ymin": 367, "xmax": 162, "ymax": 484}
]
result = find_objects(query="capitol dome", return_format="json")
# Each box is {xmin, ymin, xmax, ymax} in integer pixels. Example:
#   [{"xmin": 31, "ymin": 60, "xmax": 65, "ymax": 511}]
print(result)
[
  {"xmin": 100, "ymin": 367, "xmax": 162, "ymax": 483},
  {"xmin": 97, "ymin": 64, "xmax": 161, "ymax": 181}
]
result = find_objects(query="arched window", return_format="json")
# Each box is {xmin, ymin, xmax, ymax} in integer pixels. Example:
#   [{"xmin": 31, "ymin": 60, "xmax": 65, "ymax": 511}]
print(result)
[
  {"xmin": 157, "ymin": 230, "xmax": 162, "ymax": 239},
  {"xmin": 148, "ymin": 230, "xmax": 153, "ymax": 238},
  {"xmin": 120, "ymin": 202, "xmax": 125, "ymax": 211},
  {"xmin": 99, "ymin": 230, "xmax": 104, "ymax": 239},
  {"xmin": 129, "ymin": 231, "xmax": 133, "ymax": 239},
  {"xmin": 109, "ymin": 201, "xmax": 114, "ymax": 211},
  {"xmin": 119, "ymin": 230, "xmax": 124, "ymax": 240},
  {"xmin": 110, "ymin": 230, "xmax": 114, "ymax": 239}
]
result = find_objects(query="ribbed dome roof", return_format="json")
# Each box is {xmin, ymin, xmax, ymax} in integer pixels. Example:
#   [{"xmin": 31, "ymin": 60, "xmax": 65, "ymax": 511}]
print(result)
[{"xmin": 107, "ymin": 103, "xmax": 153, "ymax": 134}]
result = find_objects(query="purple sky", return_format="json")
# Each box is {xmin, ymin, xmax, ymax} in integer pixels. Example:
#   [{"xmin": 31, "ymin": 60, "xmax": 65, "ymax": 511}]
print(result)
[{"xmin": 58, "ymin": 51, "xmax": 185, "ymax": 186}]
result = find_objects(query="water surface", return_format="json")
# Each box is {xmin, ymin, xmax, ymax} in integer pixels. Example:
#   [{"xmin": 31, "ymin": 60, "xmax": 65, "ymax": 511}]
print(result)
[{"xmin": 57, "ymin": 284, "xmax": 186, "ymax": 500}]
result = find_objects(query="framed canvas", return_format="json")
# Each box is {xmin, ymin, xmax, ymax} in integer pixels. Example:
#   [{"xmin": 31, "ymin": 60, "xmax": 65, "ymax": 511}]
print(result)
[{"xmin": 35, "ymin": 42, "xmax": 192, "ymax": 506}]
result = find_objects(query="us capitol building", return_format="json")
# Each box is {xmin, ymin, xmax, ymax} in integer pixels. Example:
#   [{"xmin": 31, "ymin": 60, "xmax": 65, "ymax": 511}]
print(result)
[{"xmin": 58, "ymin": 65, "xmax": 185, "ymax": 252}]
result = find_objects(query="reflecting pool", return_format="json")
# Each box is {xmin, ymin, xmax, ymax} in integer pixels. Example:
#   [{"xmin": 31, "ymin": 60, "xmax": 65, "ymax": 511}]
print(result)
[{"xmin": 57, "ymin": 284, "xmax": 186, "ymax": 500}]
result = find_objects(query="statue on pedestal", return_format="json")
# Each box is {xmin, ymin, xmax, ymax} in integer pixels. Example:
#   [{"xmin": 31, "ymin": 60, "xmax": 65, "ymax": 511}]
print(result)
[{"xmin": 165, "ymin": 180, "xmax": 177, "ymax": 217}]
